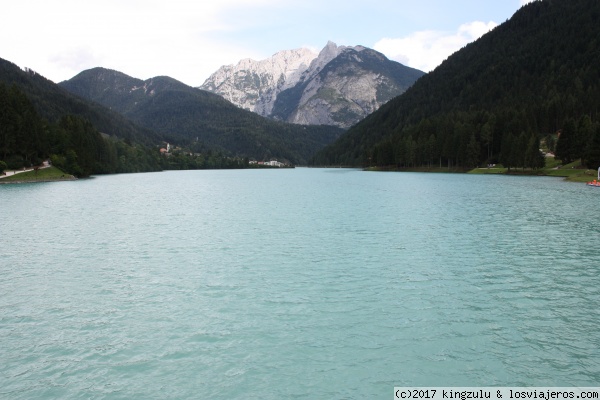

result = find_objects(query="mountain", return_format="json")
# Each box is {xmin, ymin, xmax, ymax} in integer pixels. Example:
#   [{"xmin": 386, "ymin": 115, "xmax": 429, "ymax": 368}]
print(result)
[
  {"xmin": 0, "ymin": 58, "xmax": 162, "ymax": 146},
  {"xmin": 312, "ymin": 0, "xmax": 600, "ymax": 169},
  {"xmin": 0, "ymin": 57, "xmax": 164, "ymax": 175},
  {"xmin": 61, "ymin": 68, "xmax": 344, "ymax": 164},
  {"xmin": 200, "ymin": 41, "xmax": 425, "ymax": 128},
  {"xmin": 200, "ymin": 47, "xmax": 316, "ymax": 118}
]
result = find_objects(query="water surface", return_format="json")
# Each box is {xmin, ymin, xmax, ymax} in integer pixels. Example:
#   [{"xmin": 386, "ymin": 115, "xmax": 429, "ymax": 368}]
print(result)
[{"xmin": 1, "ymin": 169, "xmax": 599, "ymax": 399}]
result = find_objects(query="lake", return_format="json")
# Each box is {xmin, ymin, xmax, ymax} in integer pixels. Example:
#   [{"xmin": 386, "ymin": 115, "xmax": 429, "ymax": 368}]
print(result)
[{"xmin": 1, "ymin": 168, "xmax": 599, "ymax": 399}]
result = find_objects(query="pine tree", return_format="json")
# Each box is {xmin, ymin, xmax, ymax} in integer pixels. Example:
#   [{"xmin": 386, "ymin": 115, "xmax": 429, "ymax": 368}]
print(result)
[
  {"xmin": 526, "ymin": 133, "xmax": 544, "ymax": 170},
  {"xmin": 584, "ymin": 124, "xmax": 600, "ymax": 169},
  {"xmin": 555, "ymin": 119, "xmax": 576, "ymax": 164},
  {"xmin": 577, "ymin": 115, "xmax": 594, "ymax": 165},
  {"xmin": 466, "ymin": 133, "xmax": 480, "ymax": 168},
  {"xmin": 500, "ymin": 133, "xmax": 515, "ymax": 171}
]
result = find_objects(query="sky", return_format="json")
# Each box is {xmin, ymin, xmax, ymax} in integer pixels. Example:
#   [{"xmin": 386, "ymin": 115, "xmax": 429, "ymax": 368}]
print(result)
[{"xmin": 2, "ymin": 0, "xmax": 535, "ymax": 87}]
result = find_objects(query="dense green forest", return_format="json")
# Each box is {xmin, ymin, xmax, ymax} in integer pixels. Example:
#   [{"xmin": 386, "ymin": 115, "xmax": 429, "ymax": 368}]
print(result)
[
  {"xmin": 0, "ymin": 58, "xmax": 164, "ymax": 146},
  {"xmin": 0, "ymin": 82, "xmax": 162, "ymax": 176},
  {"xmin": 0, "ymin": 57, "xmax": 172, "ymax": 176},
  {"xmin": 311, "ymin": 0, "xmax": 600, "ymax": 170},
  {"xmin": 0, "ymin": 82, "xmax": 284, "ymax": 176}
]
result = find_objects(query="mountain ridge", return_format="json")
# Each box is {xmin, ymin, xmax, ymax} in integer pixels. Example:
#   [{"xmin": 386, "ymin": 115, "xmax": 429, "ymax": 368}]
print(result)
[
  {"xmin": 200, "ymin": 47, "xmax": 317, "ymax": 117},
  {"xmin": 0, "ymin": 57, "xmax": 166, "ymax": 175},
  {"xmin": 200, "ymin": 41, "xmax": 425, "ymax": 128},
  {"xmin": 0, "ymin": 58, "xmax": 164, "ymax": 145}
]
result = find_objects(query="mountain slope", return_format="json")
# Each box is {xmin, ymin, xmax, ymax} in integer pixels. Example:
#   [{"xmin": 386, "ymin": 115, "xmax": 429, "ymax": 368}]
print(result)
[
  {"xmin": 0, "ymin": 58, "xmax": 164, "ymax": 175},
  {"xmin": 199, "ymin": 47, "xmax": 317, "ymax": 117},
  {"xmin": 313, "ymin": 0, "xmax": 600, "ymax": 168},
  {"xmin": 61, "ymin": 68, "xmax": 344, "ymax": 164},
  {"xmin": 0, "ymin": 58, "xmax": 162, "ymax": 145},
  {"xmin": 200, "ymin": 42, "xmax": 425, "ymax": 128}
]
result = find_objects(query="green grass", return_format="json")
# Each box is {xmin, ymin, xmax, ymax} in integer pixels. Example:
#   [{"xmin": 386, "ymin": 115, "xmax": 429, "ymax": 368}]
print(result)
[
  {"xmin": 367, "ymin": 157, "xmax": 597, "ymax": 184},
  {"xmin": 465, "ymin": 157, "xmax": 597, "ymax": 182},
  {"xmin": 544, "ymin": 156, "xmax": 562, "ymax": 169},
  {"xmin": 549, "ymin": 168, "xmax": 597, "ymax": 182},
  {"xmin": 0, "ymin": 166, "xmax": 75, "ymax": 183},
  {"xmin": 541, "ymin": 159, "xmax": 596, "ymax": 182}
]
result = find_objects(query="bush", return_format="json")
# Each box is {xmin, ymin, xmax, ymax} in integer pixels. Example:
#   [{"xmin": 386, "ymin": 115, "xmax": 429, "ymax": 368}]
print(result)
[{"xmin": 50, "ymin": 154, "xmax": 66, "ymax": 170}]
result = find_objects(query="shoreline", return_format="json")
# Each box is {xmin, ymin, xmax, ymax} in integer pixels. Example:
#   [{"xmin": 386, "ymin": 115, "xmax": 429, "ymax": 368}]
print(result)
[
  {"xmin": 0, "ymin": 176, "xmax": 77, "ymax": 184},
  {"xmin": 362, "ymin": 164, "xmax": 596, "ymax": 183}
]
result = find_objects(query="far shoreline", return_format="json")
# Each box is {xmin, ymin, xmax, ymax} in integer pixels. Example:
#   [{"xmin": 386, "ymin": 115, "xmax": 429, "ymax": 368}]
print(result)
[{"xmin": 359, "ymin": 156, "xmax": 598, "ymax": 183}]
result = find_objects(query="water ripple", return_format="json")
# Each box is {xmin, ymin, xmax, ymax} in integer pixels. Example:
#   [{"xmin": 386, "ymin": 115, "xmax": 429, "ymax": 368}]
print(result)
[{"xmin": 1, "ymin": 170, "xmax": 599, "ymax": 398}]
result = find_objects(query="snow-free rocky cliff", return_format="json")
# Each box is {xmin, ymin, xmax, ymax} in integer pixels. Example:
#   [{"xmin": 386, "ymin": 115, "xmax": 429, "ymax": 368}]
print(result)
[{"xmin": 200, "ymin": 42, "xmax": 425, "ymax": 129}]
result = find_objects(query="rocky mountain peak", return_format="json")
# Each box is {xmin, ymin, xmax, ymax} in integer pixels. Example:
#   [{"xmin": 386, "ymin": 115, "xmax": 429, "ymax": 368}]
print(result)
[
  {"xmin": 199, "ymin": 47, "xmax": 318, "ymax": 116},
  {"xmin": 199, "ymin": 42, "xmax": 425, "ymax": 128}
]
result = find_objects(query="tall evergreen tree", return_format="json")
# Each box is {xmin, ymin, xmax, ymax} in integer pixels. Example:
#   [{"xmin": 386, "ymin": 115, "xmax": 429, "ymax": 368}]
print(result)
[
  {"xmin": 577, "ymin": 115, "xmax": 594, "ymax": 165},
  {"xmin": 584, "ymin": 124, "xmax": 600, "ymax": 169},
  {"xmin": 526, "ymin": 133, "xmax": 545, "ymax": 170},
  {"xmin": 466, "ymin": 133, "xmax": 480, "ymax": 168},
  {"xmin": 555, "ymin": 119, "xmax": 576, "ymax": 164},
  {"xmin": 500, "ymin": 133, "xmax": 515, "ymax": 171}
]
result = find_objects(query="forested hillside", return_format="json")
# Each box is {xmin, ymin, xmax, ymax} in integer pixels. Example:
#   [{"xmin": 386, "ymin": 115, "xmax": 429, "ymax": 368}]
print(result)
[
  {"xmin": 0, "ymin": 58, "xmax": 163, "ymax": 146},
  {"xmin": 312, "ymin": 0, "xmax": 600, "ymax": 170},
  {"xmin": 0, "ymin": 82, "xmax": 161, "ymax": 176},
  {"xmin": 61, "ymin": 68, "xmax": 344, "ymax": 164},
  {"xmin": 0, "ymin": 59, "xmax": 168, "ymax": 176}
]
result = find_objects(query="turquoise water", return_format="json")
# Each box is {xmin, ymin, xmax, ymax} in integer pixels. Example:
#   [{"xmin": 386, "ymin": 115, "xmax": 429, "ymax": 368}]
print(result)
[{"xmin": 1, "ymin": 168, "xmax": 599, "ymax": 399}]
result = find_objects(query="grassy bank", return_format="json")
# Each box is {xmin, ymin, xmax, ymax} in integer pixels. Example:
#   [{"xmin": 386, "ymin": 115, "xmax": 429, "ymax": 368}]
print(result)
[
  {"xmin": 0, "ymin": 166, "xmax": 76, "ymax": 183},
  {"xmin": 468, "ymin": 158, "xmax": 596, "ymax": 182}
]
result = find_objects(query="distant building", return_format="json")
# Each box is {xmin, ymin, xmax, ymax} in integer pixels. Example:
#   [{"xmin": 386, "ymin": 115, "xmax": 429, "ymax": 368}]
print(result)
[{"xmin": 160, "ymin": 142, "xmax": 171, "ymax": 155}]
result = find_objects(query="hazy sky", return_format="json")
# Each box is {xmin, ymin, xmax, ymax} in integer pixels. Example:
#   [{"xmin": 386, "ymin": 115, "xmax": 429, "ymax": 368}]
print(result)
[{"xmin": 2, "ymin": 0, "xmax": 534, "ymax": 87}]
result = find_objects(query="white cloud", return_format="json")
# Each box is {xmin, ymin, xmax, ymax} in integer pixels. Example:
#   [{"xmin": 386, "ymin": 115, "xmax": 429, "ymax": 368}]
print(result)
[
  {"xmin": 520, "ymin": 0, "xmax": 535, "ymax": 5},
  {"xmin": 0, "ymin": 0, "xmax": 276, "ymax": 86},
  {"xmin": 373, "ymin": 20, "xmax": 498, "ymax": 73}
]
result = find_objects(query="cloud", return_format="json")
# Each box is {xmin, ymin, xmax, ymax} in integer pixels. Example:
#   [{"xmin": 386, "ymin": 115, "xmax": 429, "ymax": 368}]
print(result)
[
  {"xmin": 373, "ymin": 20, "xmax": 498, "ymax": 72},
  {"xmin": 0, "ymin": 0, "xmax": 276, "ymax": 86},
  {"xmin": 520, "ymin": 0, "xmax": 535, "ymax": 5},
  {"xmin": 48, "ymin": 48, "xmax": 104, "ymax": 77}
]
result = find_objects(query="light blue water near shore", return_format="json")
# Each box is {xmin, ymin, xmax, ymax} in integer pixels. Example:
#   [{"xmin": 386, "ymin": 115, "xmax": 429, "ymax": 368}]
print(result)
[{"xmin": 1, "ymin": 168, "xmax": 599, "ymax": 399}]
